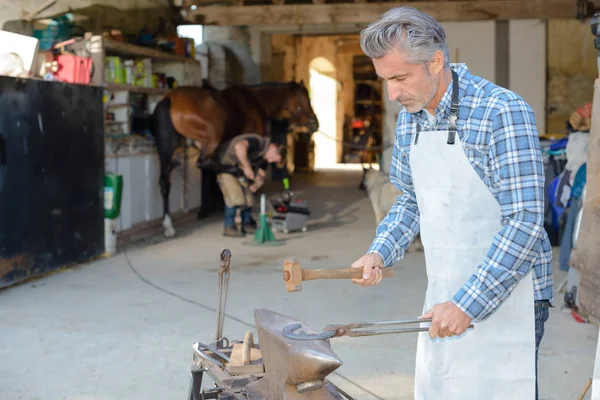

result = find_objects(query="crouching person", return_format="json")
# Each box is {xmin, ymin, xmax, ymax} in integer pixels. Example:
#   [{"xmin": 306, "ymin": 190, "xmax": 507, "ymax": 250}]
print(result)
[{"xmin": 216, "ymin": 133, "xmax": 286, "ymax": 237}]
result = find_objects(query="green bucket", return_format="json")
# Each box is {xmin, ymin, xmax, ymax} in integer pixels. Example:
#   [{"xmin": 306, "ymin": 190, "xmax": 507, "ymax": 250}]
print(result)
[{"xmin": 104, "ymin": 174, "xmax": 123, "ymax": 219}]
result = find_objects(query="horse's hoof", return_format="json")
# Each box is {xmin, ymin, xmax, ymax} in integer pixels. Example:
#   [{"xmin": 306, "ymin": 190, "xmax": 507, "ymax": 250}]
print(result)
[
  {"xmin": 164, "ymin": 227, "xmax": 176, "ymax": 238},
  {"xmin": 162, "ymin": 215, "xmax": 176, "ymax": 238}
]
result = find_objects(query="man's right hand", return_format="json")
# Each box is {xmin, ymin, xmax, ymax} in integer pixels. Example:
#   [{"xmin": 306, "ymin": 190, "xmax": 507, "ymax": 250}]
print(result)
[
  {"xmin": 242, "ymin": 165, "xmax": 254, "ymax": 180},
  {"xmin": 351, "ymin": 253, "xmax": 385, "ymax": 286}
]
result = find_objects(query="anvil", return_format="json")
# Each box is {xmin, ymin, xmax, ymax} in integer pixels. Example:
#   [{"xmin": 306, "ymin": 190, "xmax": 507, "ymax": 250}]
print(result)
[{"xmin": 245, "ymin": 309, "xmax": 345, "ymax": 400}]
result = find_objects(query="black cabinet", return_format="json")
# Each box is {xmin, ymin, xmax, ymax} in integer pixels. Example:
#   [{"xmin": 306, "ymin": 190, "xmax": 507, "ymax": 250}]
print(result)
[{"xmin": 0, "ymin": 77, "xmax": 105, "ymax": 288}]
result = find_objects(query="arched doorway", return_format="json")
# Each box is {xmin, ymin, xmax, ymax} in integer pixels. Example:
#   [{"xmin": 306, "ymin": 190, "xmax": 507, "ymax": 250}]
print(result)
[{"xmin": 308, "ymin": 57, "xmax": 338, "ymax": 169}]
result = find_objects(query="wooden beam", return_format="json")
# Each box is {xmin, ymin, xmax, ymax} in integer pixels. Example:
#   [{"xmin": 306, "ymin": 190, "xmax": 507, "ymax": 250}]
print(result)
[
  {"xmin": 335, "ymin": 40, "xmax": 363, "ymax": 54},
  {"xmin": 187, "ymin": 0, "xmax": 582, "ymax": 26}
]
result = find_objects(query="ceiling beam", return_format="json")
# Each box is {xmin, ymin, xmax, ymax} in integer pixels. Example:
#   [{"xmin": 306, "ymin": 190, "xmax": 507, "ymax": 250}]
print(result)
[{"xmin": 187, "ymin": 0, "xmax": 583, "ymax": 26}]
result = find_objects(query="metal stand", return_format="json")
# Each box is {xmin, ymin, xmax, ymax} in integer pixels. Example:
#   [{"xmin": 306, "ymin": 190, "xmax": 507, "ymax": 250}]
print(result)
[
  {"xmin": 187, "ymin": 250, "xmax": 355, "ymax": 400},
  {"xmin": 253, "ymin": 194, "xmax": 278, "ymax": 244},
  {"xmin": 243, "ymin": 194, "xmax": 285, "ymax": 246}
]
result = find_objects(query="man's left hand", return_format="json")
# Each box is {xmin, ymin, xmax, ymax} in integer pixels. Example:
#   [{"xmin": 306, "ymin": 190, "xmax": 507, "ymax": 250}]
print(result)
[{"xmin": 419, "ymin": 301, "xmax": 472, "ymax": 339}]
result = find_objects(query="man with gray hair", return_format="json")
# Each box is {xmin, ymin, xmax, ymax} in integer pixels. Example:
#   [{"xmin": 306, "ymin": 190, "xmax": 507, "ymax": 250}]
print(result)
[{"xmin": 350, "ymin": 6, "xmax": 553, "ymax": 400}]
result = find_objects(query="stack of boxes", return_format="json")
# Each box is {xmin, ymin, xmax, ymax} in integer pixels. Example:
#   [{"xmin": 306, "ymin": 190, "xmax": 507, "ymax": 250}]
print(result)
[{"xmin": 104, "ymin": 57, "xmax": 156, "ymax": 88}]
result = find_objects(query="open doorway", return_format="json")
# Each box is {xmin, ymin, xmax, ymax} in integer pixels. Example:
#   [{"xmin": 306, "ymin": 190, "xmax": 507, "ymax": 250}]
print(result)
[{"xmin": 308, "ymin": 57, "xmax": 338, "ymax": 170}]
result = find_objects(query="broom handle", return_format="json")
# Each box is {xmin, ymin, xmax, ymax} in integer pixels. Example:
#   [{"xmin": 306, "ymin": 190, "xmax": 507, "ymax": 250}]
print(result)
[{"xmin": 576, "ymin": 379, "xmax": 592, "ymax": 400}]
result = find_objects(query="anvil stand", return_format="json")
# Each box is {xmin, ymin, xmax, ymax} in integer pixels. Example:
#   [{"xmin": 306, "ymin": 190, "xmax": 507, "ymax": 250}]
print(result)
[{"xmin": 186, "ymin": 249, "xmax": 354, "ymax": 400}]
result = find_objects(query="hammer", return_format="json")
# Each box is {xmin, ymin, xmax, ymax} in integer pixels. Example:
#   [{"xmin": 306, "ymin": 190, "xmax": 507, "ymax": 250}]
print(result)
[{"xmin": 283, "ymin": 258, "xmax": 394, "ymax": 292}]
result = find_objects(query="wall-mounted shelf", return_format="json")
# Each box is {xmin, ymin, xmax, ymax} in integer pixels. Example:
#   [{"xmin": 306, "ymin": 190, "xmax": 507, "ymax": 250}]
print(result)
[
  {"xmin": 343, "ymin": 54, "xmax": 383, "ymax": 164},
  {"xmin": 102, "ymin": 37, "xmax": 201, "ymax": 65},
  {"xmin": 77, "ymin": 34, "xmax": 203, "ymax": 141}
]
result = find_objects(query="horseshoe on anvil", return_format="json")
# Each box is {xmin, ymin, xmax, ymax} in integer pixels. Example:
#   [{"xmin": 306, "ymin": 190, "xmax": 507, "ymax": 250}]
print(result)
[{"xmin": 282, "ymin": 323, "xmax": 338, "ymax": 341}]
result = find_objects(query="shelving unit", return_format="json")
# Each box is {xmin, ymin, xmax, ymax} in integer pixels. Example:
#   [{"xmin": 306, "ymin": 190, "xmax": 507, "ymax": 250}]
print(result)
[
  {"xmin": 73, "ymin": 35, "xmax": 205, "ymax": 236},
  {"xmin": 102, "ymin": 37, "xmax": 200, "ymax": 65},
  {"xmin": 83, "ymin": 35, "xmax": 203, "ymax": 141},
  {"xmin": 343, "ymin": 55, "xmax": 383, "ymax": 164},
  {"xmin": 106, "ymin": 83, "xmax": 170, "ymax": 94}
]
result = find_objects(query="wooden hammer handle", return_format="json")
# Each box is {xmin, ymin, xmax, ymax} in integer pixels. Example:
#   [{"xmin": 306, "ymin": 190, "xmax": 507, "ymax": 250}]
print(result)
[
  {"xmin": 302, "ymin": 267, "xmax": 394, "ymax": 281},
  {"xmin": 242, "ymin": 331, "xmax": 253, "ymax": 365}
]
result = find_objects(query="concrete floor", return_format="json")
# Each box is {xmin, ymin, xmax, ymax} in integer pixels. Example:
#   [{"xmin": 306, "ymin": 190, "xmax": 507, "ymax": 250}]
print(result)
[{"xmin": 1, "ymin": 169, "xmax": 598, "ymax": 400}]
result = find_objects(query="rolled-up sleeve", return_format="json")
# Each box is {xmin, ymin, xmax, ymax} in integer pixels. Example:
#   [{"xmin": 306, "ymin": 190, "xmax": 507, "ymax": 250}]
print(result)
[{"xmin": 367, "ymin": 129, "xmax": 421, "ymax": 267}]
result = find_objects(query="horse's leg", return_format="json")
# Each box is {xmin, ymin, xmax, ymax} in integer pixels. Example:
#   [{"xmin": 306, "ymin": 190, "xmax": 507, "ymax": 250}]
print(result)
[
  {"xmin": 197, "ymin": 137, "xmax": 226, "ymax": 219},
  {"xmin": 151, "ymin": 97, "xmax": 179, "ymax": 238},
  {"xmin": 159, "ymin": 153, "xmax": 176, "ymax": 238},
  {"xmin": 198, "ymin": 168, "xmax": 219, "ymax": 219}
]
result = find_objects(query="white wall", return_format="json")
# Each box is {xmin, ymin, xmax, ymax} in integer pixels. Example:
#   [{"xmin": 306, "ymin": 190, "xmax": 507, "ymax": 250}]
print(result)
[
  {"xmin": 442, "ymin": 21, "xmax": 497, "ymax": 82},
  {"xmin": 203, "ymin": 26, "xmax": 261, "ymax": 84},
  {"xmin": 381, "ymin": 83, "xmax": 401, "ymax": 173},
  {"xmin": 592, "ymin": 328, "xmax": 600, "ymax": 400},
  {"xmin": 249, "ymin": 26, "xmax": 273, "ymax": 81},
  {"xmin": 509, "ymin": 20, "xmax": 546, "ymax": 135},
  {"xmin": 105, "ymin": 149, "xmax": 201, "ymax": 233},
  {"xmin": 442, "ymin": 20, "xmax": 547, "ymax": 134}
]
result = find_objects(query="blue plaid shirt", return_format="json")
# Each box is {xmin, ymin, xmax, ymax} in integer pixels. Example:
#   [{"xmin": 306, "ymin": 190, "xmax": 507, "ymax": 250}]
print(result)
[{"xmin": 368, "ymin": 63, "xmax": 554, "ymax": 322}]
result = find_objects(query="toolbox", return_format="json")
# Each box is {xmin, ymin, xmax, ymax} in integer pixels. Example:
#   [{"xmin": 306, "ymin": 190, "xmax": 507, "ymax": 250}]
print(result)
[
  {"xmin": 271, "ymin": 191, "xmax": 310, "ymax": 234},
  {"xmin": 55, "ymin": 54, "xmax": 92, "ymax": 84}
]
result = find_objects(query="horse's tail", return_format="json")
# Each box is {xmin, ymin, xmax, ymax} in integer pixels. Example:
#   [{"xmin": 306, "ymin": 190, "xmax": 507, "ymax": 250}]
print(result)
[
  {"xmin": 150, "ymin": 96, "xmax": 172, "ymax": 139},
  {"xmin": 150, "ymin": 96, "xmax": 181, "ymax": 168}
]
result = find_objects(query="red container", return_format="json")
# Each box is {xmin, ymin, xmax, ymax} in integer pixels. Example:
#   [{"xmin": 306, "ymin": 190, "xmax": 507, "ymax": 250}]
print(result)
[{"xmin": 55, "ymin": 54, "xmax": 92, "ymax": 84}]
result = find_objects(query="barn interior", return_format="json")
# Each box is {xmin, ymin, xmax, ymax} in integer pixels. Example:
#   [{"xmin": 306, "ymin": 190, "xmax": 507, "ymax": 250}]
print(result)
[{"xmin": 1, "ymin": 0, "xmax": 600, "ymax": 399}]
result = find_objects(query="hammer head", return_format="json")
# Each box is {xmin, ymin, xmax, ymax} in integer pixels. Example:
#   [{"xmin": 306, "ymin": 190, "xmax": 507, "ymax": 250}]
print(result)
[{"xmin": 283, "ymin": 258, "xmax": 302, "ymax": 292}]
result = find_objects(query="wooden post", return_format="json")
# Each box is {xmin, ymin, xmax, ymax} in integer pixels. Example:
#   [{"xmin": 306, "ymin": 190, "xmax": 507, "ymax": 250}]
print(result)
[{"xmin": 570, "ymin": 78, "xmax": 600, "ymax": 321}]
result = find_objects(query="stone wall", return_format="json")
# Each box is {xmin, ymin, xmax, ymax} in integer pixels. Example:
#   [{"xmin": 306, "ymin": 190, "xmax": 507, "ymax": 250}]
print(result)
[
  {"xmin": 271, "ymin": 34, "xmax": 367, "ymax": 164},
  {"xmin": 547, "ymin": 19, "xmax": 597, "ymax": 134},
  {"xmin": 203, "ymin": 26, "xmax": 260, "ymax": 85}
]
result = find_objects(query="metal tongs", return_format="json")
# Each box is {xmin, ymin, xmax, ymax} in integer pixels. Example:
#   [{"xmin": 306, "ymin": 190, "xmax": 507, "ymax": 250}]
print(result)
[
  {"xmin": 192, "ymin": 249, "xmax": 232, "ymax": 368},
  {"xmin": 282, "ymin": 318, "xmax": 474, "ymax": 341},
  {"xmin": 215, "ymin": 249, "xmax": 231, "ymax": 348}
]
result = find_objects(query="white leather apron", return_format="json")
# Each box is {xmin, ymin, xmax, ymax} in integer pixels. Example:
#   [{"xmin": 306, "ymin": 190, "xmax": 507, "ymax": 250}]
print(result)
[{"xmin": 410, "ymin": 71, "xmax": 536, "ymax": 400}]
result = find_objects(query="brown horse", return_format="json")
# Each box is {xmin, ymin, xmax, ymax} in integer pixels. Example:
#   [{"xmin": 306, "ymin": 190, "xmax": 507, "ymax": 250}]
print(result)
[{"xmin": 150, "ymin": 80, "xmax": 319, "ymax": 238}]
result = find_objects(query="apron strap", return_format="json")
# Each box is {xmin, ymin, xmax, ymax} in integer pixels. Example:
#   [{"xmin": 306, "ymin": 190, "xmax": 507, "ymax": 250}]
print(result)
[
  {"xmin": 413, "ymin": 69, "xmax": 460, "ymax": 146},
  {"xmin": 447, "ymin": 69, "xmax": 459, "ymax": 145}
]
